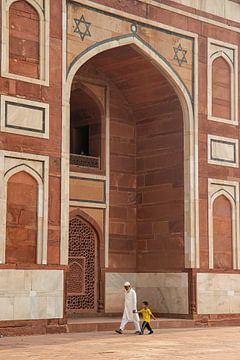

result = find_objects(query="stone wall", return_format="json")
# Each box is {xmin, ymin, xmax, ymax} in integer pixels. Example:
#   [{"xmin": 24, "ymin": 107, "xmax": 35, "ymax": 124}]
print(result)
[
  {"xmin": 136, "ymin": 80, "xmax": 184, "ymax": 271},
  {"xmin": 0, "ymin": 269, "xmax": 64, "ymax": 321},
  {"xmin": 105, "ymin": 272, "xmax": 189, "ymax": 314},
  {"xmin": 197, "ymin": 273, "xmax": 240, "ymax": 314}
]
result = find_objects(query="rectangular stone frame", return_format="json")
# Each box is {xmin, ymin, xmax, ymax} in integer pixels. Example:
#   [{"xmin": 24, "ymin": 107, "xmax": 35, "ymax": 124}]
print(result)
[
  {"xmin": 0, "ymin": 95, "xmax": 49, "ymax": 138},
  {"xmin": 208, "ymin": 134, "xmax": 239, "ymax": 168}
]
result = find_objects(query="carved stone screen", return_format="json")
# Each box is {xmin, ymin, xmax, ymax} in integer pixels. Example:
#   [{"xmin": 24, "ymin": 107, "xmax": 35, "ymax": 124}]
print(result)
[{"xmin": 67, "ymin": 216, "xmax": 98, "ymax": 313}]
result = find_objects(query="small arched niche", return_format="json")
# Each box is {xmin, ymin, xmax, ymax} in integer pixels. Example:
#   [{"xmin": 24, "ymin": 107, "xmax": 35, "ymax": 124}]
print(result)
[
  {"xmin": 70, "ymin": 86, "xmax": 103, "ymax": 171},
  {"xmin": 6, "ymin": 170, "xmax": 38, "ymax": 264},
  {"xmin": 9, "ymin": 0, "xmax": 40, "ymax": 78},
  {"xmin": 212, "ymin": 55, "xmax": 232, "ymax": 120},
  {"xmin": 213, "ymin": 194, "xmax": 233, "ymax": 269}
]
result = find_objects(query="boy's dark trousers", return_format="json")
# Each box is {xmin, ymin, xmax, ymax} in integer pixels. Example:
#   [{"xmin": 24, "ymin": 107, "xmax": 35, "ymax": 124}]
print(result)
[{"xmin": 141, "ymin": 321, "xmax": 153, "ymax": 333}]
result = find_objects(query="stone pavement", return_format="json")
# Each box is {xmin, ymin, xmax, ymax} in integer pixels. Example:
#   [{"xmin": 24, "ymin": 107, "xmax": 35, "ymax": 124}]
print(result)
[{"xmin": 1, "ymin": 327, "xmax": 240, "ymax": 360}]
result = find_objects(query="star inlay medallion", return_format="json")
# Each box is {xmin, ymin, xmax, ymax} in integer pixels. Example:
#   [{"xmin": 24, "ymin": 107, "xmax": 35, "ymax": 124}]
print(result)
[
  {"xmin": 173, "ymin": 44, "xmax": 188, "ymax": 66},
  {"xmin": 74, "ymin": 15, "xmax": 91, "ymax": 41}
]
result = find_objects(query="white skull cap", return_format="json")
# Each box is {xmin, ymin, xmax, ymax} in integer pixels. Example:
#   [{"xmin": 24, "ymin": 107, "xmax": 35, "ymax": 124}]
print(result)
[{"xmin": 124, "ymin": 281, "xmax": 131, "ymax": 286}]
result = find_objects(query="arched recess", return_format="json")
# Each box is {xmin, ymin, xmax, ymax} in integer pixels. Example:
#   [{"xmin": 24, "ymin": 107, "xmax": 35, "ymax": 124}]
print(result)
[
  {"xmin": 2, "ymin": 164, "xmax": 46, "ymax": 264},
  {"xmin": 209, "ymin": 51, "xmax": 234, "ymax": 122},
  {"xmin": 209, "ymin": 189, "xmax": 236, "ymax": 269},
  {"xmin": 71, "ymin": 81, "xmax": 105, "ymax": 116},
  {"xmin": 6, "ymin": 170, "xmax": 38, "ymax": 264},
  {"xmin": 70, "ymin": 82, "xmax": 105, "ymax": 170},
  {"xmin": 1, "ymin": 0, "xmax": 49, "ymax": 84},
  {"xmin": 213, "ymin": 194, "xmax": 233, "ymax": 269},
  {"xmin": 61, "ymin": 35, "xmax": 199, "ymax": 269},
  {"xmin": 67, "ymin": 209, "xmax": 103, "ymax": 314}
]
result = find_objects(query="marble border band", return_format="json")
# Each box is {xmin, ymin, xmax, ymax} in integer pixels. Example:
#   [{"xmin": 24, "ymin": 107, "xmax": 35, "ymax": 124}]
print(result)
[{"xmin": 72, "ymin": 0, "xmax": 240, "ymax": 34}]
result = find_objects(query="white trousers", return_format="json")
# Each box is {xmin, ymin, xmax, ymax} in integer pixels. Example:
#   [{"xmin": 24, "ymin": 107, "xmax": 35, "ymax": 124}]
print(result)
[{"xmin": 120, "ymin": 318, "xmax": 141, "ymax": 332}]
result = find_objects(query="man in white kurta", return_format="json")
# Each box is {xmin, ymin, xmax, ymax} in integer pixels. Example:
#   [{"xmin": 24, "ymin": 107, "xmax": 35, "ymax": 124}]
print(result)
[{"xmin": 115, "ymin": 282, "xmax": 141, "ymax": 334}]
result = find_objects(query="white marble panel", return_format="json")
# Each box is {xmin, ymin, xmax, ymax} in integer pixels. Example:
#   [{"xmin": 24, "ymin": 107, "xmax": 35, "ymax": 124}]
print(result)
[
  {"xmin": 0, "ymin": 270, "xmax": 64, "ymax": 320},
  {"xmin": 105, "ymin": 272, "xmax": 188, "ymax": 314},
  {"xmin": 208, "ymin": 135, "xmax": 238, "ymax": 168},
  {"xmin": 0, "ymin": 297, "xmax": 14, "ymax": 320},
  {"xmin": 0, "ymin": 95, "xmax": 49, "ymax": 138},
  {"xmin": 13, "ymin": 296, "xmax": 31, "ymax": 320},
  {"xmin": 197, "ymin": 273, "xmax": 240, "ymax": 314},
  {"xmin": 31, "ymin": 270, "xmax": 63, "ymax": 292}
]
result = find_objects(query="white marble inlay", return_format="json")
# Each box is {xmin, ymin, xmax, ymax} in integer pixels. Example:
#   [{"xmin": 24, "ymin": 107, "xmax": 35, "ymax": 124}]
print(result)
[
  {"xmin": 105, "ymin": 272, "xmax": 188, "ymax": 314},
  {"xmin": 197, "ymin": 273, "xmax": 240, "ymax": 314},
  {"xmin": 0, "ymin": 95, "xmax": 49, "ymax": 138},
  {"xmin": 208, "ymin": 134, "xmax": 238, "ymax": 167},
  {"xmin": 0, "ymin": 270, "xmax": 64, "ymax": 321}
]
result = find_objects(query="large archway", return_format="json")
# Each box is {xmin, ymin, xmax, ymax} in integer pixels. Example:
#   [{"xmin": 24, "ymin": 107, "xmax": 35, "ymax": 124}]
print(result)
[
  {"xmin": 62, "ymin": 37, "xmax": 198, "ymax": 270},
  {"xmin": 63, "ymin": 38, "xmax": 199, "ymax": 315}
]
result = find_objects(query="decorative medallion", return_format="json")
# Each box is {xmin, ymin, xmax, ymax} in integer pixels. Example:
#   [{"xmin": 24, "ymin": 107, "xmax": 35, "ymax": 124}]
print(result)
[
  {"xmin": 173, "ymin": 44, "xmax": 187, "ymax": 66},
  {"xmin": 131, "ymin": 23, "xmax": 138, "ymax": 34},
  {"xmin": 74, "ymin": 15, "xmax": 91, "ymax": 41}
]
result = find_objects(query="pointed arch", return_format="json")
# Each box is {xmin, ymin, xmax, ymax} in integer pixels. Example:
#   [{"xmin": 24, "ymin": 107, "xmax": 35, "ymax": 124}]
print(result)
[
  {"xmin": 209, "ymin": 51, "xmax": 234, "ymax": 122},
  {"xmin": 67, "ymin": 209, "xmax": 101, "ymax": 313},
  {"xmin": 61, "ymin": 35, "xmax": 199, "ymax": 269},
  {"xmin": 5, "ymin": 170, "xmax": 38, "ymax": 264},
  {"xmin": 6, "ymin": 0, "xmax": 44, "ymax": 18},
  {"xmin": 3, "ymin": 164, "xmax": 45, "ymax": 264},
  {"xmin": 8, "ymin": 1, "xmax": 41, "ymax": 78},
  {"xmin": 209, "ymin": 189, "xmax": 236, "ymax": 269},
  {"xmin": 1, "ymin": 0, "xmax": 49, "ymax": 84},
  {"xmin": 69, "ymin": 208, "xmax": 103, "ymax": 240}
]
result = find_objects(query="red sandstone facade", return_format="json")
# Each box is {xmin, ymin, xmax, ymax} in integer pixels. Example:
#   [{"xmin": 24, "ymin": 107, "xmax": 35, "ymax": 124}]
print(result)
[{"xmin": 0, "ymin": 0, "xmax": 239, "ymax": 335}]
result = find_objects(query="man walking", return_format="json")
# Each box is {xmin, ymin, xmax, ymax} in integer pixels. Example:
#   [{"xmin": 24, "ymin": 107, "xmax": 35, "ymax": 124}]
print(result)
[{"xmin": 115, "ymin": 281, "xmax": 141, "ymax": 335}]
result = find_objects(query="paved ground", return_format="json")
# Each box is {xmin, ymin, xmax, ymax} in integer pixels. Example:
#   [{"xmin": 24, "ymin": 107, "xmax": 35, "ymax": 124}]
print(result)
[{"xmin": 1, "ymin": 327, "xmax": 240, "ymax": 359}]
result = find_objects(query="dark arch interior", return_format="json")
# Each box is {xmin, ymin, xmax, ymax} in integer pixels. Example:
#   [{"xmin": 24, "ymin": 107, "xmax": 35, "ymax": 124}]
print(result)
[{"xmin": 70, "ymin": 88, "xmax": 102, "ymax": 158}]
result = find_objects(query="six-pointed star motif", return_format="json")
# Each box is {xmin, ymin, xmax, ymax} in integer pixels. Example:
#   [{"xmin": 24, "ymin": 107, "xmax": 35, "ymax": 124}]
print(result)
[
  {"xmin": 74, "ymin": 15, "xmax": 91, "ymax": 41},
  {"xmin": 173, "ymin": 44, "xmax": 187, "ymax": 66}
]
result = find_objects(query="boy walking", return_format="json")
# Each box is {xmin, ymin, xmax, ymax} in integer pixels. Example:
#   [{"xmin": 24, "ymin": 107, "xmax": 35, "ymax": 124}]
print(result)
[{"xmin": 137, "ymin": 301, "xmax": 156, "ymax": 335}]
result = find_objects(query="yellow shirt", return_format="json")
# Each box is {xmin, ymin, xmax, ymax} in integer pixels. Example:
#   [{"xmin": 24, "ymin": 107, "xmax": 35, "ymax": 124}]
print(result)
[{"xmin": 139, "ymin": 307, "xmax": 152, "ymax": 323}]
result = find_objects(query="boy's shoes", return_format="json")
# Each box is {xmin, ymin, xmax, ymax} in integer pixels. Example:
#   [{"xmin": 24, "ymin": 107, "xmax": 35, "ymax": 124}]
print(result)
[
  {"xmin": 135, "ymin": 331, "xmax": 141, "ymax": 335},
  {"xmin": 148, "ymin": 331, "xmax": 154, "ymax": 335},
  {"xmin": 115, "ymin": 329, "xmax": 123, "ymax": 334}
]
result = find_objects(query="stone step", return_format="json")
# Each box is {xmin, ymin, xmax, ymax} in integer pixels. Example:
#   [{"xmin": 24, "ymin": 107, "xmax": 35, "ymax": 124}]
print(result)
[{"xmin": 67, "ymin": 317, "xmax": 197, "ymax": 333}]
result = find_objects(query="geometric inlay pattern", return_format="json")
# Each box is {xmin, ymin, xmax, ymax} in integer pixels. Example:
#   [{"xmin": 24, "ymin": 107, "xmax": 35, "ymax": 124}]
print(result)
[
  {"xmin": 173, "ymin": 43, "xmax": 187, "ymax": 66},
  {"xmin": 73, "ymin": 15, "xmax": 91, "ymax": 41},
  {"xmin": 67, "ymin": 216, "xmax": 97, "ymax": 312}
]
